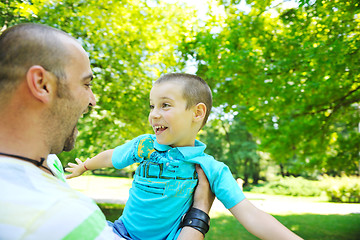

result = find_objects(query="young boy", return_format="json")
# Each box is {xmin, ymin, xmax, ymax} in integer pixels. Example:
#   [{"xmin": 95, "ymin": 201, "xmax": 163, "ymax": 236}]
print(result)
[{"xmin": 66, "ymin": 73, "xmax": 302, "ymax": 240}]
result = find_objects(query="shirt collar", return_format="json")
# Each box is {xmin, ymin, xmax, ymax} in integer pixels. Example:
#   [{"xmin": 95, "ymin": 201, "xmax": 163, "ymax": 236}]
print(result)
[
  {"xmin": 154, "ymin": 140, "xmax": 171, "ymax": 152},
  {"xmin": 153, "ymin": 138, "xmax": 206, "ymax": 160}
]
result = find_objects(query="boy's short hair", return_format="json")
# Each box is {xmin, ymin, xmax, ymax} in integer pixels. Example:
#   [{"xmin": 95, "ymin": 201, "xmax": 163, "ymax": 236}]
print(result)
[{"xmin": 155, "ymin": 73, "xmax": 212, "ymax": 128}]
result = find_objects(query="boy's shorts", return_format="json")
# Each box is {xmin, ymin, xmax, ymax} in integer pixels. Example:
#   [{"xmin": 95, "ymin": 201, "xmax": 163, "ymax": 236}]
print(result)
[{"xmin": 107, "ymin": 219, "xmax": 132, "ymax": 240}]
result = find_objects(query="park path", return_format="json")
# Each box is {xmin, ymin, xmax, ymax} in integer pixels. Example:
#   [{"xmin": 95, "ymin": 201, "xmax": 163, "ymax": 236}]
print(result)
[{"xmin": 67, "ymin": 176, "xmax": 360, "ymax": 216}]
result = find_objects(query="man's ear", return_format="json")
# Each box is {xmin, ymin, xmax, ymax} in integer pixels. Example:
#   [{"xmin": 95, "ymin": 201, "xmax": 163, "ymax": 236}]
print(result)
[
  {"xmin": 26, "ymin": 65, "xmax": 53, "ymax": 103},
  {"xmin": 193, "ymin": 103, "xmax": 206, "ymax": 123}
]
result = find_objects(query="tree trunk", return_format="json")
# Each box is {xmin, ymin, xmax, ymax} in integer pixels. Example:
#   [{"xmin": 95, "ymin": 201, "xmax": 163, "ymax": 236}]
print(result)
[
  {"xmin": 243, "ymin": 158, "xmax": 249, "ymax": 186},
  {"xmin": 279, "ymin": 163, "xmax": 285, "ymax": 177},
  {"xmin": 252, "ymin": 161, "xmax": 260, "ymax": 184}
]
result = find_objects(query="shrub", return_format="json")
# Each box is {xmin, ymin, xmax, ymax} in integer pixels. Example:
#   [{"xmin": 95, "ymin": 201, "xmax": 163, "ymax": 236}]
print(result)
[
  {"xmin": 249, "ymin": 176, "xmax": 322, "ymax": 197},
  {"xmin": 320, "ymin": 175, "xmax": 360, "ymax": 203}
]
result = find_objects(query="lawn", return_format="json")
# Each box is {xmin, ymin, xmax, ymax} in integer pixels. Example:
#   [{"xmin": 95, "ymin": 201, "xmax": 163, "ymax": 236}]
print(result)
[
  {"xmin": 207, "ymin": 212, "xmax": 360, "ymax": 240},
  {"xmin": 98, "ymin": 203, "xmax": 360, "ymax": 240},
  {"xmin": 68, "ymin": 175, "xmax": 360, "ymax": 239}
]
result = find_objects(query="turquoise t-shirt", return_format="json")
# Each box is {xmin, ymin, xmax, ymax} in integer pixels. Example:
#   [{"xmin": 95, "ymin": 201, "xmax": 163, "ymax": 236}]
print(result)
[{"xmin": 112, "ymin": 134, "xmax": 245, "ymax": 240}]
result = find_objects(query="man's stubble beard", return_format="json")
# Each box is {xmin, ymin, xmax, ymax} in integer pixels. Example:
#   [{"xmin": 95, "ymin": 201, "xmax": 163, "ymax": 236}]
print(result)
[{"xmin": 62, "ymin": 126, "xmax": 78, "ymax": 152}]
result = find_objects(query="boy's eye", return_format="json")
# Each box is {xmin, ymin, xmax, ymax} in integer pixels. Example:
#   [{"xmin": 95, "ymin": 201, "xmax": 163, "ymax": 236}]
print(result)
[
  {"xmin": 149, "ymin": 104, "xmax": 154, "ymax": 110},
  {"xmin": 162, "ymin": 103, "xmax": 170, "ymax": 108}
]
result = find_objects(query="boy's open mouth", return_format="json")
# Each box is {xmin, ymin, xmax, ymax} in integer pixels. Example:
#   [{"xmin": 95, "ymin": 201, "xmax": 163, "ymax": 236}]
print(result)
[{"xmin": 154, "ymin": 125, "xmax": 168, "ymax": 134}]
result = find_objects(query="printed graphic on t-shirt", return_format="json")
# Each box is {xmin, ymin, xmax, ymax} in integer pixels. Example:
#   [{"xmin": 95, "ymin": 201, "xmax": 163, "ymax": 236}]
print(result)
[
  {"xmin": 137, "ymin": 138, "xmax": 155, "ymax": 159},
  {"xmin": 133, "ymin": 137, "xmax": 198, "ymax": 197}
]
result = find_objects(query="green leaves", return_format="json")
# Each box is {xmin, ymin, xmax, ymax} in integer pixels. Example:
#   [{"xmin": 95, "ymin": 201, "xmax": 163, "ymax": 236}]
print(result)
[
  {"xmin": 185, "ymin": 0, "xmax": 360, "ymax": 176},
  {"xmin": 1, "ymin": 0, "xmax": 198, "ymax": 165},
  {"xmin": 1, "ymin": 0, "xmax": 358, "ymax": 176}
]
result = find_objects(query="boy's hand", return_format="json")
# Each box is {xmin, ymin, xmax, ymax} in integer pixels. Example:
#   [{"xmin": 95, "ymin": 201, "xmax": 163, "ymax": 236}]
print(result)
[{"xmin": 65, "ymin": 158, "xmax": 88, "ymax": 179}]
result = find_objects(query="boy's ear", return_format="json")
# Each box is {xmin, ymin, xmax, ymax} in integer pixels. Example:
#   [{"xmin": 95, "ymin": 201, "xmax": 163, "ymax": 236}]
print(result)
[
  {"xmin": 193, "ymin": 103, "xmax": 206, "ymax": 123},
  {"xmin": 26, "ymin": 65, "xmax": 54, "ymax": 103}
]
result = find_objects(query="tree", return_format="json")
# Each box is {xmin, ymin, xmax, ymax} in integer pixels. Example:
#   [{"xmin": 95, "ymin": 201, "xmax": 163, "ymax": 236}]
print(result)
[
  {"xmin": 200, "ymin": 107, "xmax": 261, "ymax": 185},
  {"xmin": 182, "ymin": 0, "xmax": 360, "ymax": 176},
  {"xmin": 1, "ymin": 0, "xmax": 200, "ymax": 166},
  {"xmin": 0, "ymin": 0, "xmax": 42, "ymax": 28}
]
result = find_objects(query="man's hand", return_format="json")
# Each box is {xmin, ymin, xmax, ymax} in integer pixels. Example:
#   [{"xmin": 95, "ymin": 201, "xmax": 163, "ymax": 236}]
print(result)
[
  {"xmin": 177, "ymin": 165, "xmax": 215, "ymax": 240},
  {"xmin": 192, "ymin": 164, "xmax": 215, "ymax": 214}
]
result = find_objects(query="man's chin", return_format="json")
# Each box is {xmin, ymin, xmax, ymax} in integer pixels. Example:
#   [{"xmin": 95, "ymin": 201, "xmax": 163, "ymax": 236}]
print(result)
[
  {"xmin": 62, "ymin": 127, "xmax": 78, "ymax": 152},
  {"xmin": 62, "ymin": 144, "xmax": 75, "ymax": 152},
  {"xmin": 62, "ymin": 140, "xmax": 75, "ymax": 152}
]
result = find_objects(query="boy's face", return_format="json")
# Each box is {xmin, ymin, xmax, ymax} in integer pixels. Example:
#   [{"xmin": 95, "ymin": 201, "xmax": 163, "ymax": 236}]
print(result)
[{"xmin": 149, "ymin": 81, "xmax": 197, "ymax": 147}]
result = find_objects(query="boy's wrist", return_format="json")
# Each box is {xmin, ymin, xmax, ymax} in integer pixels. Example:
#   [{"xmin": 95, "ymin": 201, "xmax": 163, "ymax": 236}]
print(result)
[{"xmin": 83, "ymin": 161, "xmax": 89, "ymax": 171}]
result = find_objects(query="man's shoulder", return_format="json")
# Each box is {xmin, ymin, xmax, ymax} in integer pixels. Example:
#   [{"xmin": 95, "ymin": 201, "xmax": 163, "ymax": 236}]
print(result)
[{"xmin": 0, "ymin": 160, "xmax": 110, "ymax": 240}]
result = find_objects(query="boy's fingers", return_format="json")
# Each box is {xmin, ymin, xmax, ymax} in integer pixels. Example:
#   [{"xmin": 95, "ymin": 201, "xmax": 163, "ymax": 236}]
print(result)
[
  {"xmin": 67, "ymin": 163, "xmax": 77, "ymax": 167},
  {"xmin": 64, "ymin": 167, "xmax": 74, "ymax": 173},
  {"xmin": 75, "ymin": 158, "xmax": 83, "ymax": 164}
]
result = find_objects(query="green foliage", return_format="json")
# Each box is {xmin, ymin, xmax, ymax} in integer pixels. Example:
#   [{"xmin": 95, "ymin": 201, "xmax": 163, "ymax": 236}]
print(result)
[
  {"xmin": 320, "ymin": 175, "xmax": 360, "ymax": 203},
  {"xmin": 0, "ymin": 0, "xmax": 42, "ymax": 27},
  {"xmin": 1, "ymin": 0, "xmax": 359, "ymax": 178},
  {"xmin": 249, "ymin": 175, "xmax": 360, "ymax": 203},
  {"xmin": 37, "ymin": 0, "xmax": 198, "ymax": 164},
  {"xmin": 182, "ymin": 0, "xmax": 360, "ymax": 176},
  {"xmin": 0, "ymin": 0, "xmax": 200, "ymax": 166},
  {"xmin": 249, "ymin": 176, "xmax": 322, "ymax": 197},
  {"xmin": 200, "ymin": 108, "xmax": 261, "ymax": 184}
]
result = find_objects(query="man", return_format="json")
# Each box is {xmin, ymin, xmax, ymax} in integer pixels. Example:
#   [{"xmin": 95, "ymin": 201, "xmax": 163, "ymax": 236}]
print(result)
[{"xmin": 0, "ymin": 23, "xmax": 214, "ymax": 239}]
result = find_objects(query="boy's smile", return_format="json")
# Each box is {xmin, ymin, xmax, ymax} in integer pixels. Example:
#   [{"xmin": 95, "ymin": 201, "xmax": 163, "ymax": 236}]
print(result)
[
  {"xmin": 154, "ymin": 125, "xmax": 168, "ymax": 135},
  {"xmin": 149, "ymin": 81, "xmax": 198, "ymax": 147}
]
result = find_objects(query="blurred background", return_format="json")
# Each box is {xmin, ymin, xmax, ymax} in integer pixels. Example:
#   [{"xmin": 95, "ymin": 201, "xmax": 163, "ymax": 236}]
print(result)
[{"xmin": 1, "ymin": 0, "xmax": 359, "ymax": 201}]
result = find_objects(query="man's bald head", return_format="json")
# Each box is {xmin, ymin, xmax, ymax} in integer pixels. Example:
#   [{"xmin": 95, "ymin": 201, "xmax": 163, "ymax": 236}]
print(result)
[{"xmin": 0, "ymin": 23, "xmax": 76, "ymax": 102}]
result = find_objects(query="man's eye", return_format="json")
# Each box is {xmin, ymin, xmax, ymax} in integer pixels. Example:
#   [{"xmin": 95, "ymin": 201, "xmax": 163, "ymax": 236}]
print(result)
[{"xmin": 85, "ymin": 83, "xmax": 93, "ymax": 87}]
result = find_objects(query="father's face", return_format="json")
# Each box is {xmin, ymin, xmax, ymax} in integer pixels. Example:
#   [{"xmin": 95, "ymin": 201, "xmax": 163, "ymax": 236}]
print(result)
[{"xmin": 51, "ymin": 37, "xmax": 96, "ymax": 153}]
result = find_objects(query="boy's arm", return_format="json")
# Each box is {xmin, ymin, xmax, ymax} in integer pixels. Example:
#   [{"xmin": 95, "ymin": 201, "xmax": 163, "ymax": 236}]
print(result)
[
  {"xmin": 65, "ymin": 149, "xmax": 114, "ymax": 179},
  {"xmin": 229, "ymin": 199, "xmax": 303, "ymax": 240}
]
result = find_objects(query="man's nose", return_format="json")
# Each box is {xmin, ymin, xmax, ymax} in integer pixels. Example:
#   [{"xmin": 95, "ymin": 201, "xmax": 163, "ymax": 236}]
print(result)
[{"xmin": 89, "ymin": 89, "xmax": 96, "ymax": 107}]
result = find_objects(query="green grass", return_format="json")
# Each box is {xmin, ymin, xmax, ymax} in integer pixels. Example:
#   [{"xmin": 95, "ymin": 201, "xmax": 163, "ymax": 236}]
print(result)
[
  {"xmin": 97, "ymin": 203, "xmax": 125, "ymax": 222},
  {"xmin": 97, "ymin": 203, "xmax": 360, "ymax": 240},
  {"xmin": 70, "ymin": 175, "xmax": 360, "ymax": 239},
  {"xmin": 207, "ymin": 213, "xmax": 360, "ymax": 240}
]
